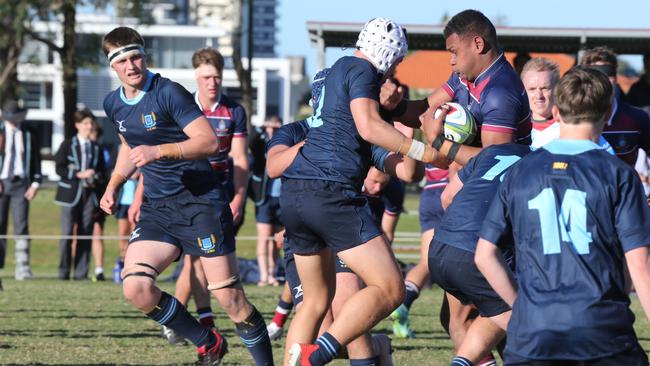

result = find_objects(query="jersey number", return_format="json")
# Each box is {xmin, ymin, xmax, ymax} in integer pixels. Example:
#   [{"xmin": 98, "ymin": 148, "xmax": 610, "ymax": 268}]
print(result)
[
  {"xmin": 481, "ymin": 155, "xmax": 522, "ymax": 181},
  {"xmin": 528, "ymin": 188, "xmax": 592, "ymax": 255},
  {"xmin": 308, "ymin": 85, "xmax": 325, "ymax": 128}
]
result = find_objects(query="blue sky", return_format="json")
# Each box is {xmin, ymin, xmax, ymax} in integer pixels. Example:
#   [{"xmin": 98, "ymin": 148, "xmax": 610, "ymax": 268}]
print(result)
[{"xmin": 277, "ymin": 0, "xmax": 650, "ymax": 75}]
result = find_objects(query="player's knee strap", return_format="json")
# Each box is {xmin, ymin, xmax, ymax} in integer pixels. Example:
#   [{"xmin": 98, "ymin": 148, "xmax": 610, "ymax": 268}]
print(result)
[
  {"xmin": 207, "ymin": 275, "xmax": 240, "ymax": 290},
  {"xmin": 121, "ymin": 262, "xmax": 160, "ymax": 281}
]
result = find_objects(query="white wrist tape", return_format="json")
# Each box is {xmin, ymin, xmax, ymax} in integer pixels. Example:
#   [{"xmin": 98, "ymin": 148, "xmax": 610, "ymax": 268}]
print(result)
[{"xmin": 406, "ymin": 140, "xmax": 426, "ymax": 161}]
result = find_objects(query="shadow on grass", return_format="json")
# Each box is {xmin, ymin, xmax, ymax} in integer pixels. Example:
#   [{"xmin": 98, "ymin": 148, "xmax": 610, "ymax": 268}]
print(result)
[{"xmin": 394, "ymin": 343, "xmax": 454, "ymax": 351}]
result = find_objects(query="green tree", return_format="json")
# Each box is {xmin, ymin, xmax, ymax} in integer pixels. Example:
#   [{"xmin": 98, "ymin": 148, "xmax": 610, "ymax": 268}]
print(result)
[{"xmin": 0, "ymin": 0, "xmax": 35, "ymax": 104}]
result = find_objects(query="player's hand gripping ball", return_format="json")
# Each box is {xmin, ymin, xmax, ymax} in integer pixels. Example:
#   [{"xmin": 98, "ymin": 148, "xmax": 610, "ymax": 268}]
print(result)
[{"xmin": 434, "ymin": 102, "xmax": 477, "ymax": 144}]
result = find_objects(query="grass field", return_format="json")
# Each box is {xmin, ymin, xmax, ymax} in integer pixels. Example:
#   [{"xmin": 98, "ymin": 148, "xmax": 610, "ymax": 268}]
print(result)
[{"xmin": 0, "ymin": 189, "xmax": 649, "ymax": 365}]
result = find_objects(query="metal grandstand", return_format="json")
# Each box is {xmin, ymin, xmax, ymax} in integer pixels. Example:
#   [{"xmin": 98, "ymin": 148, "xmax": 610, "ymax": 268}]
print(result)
[{"xmin": 307, "ymin": 21, "xmax": 650, "ymax": 69}]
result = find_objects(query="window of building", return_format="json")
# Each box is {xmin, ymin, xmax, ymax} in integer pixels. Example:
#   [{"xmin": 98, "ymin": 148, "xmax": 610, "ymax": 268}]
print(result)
[{"xmin": 22, "ymin": 82, "xmax": 53, "ymax": 110}]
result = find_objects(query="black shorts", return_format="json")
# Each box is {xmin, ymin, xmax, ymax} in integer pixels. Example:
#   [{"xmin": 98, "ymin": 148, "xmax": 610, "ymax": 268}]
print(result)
[
  {"xmin": 419, "ymin": 187, "xmax": 445, "ymax": 232},
  {"xmin": 504, "ymin": 343, "xmax": 649, "ymax": 366},
  {"xmin": 428, "ymin": 239, "xmax": 510, "ymax": 317},
  {"xmin": 129, "ymin": 190, "xmax": 235, "ymax": 258},
  {"xmin": 255, "ymin": 196, "xmax": 282, "ymax": 225},
  {"xmin": 284, "ymin": 244, "xmax": 354, "ymax": 306},
  {"xmin": 382, "ymin": 176, "xmax": 405, "ymax": 216},
  {"xmin": 280, "ymin": 179, "xmax": 382, "ymax": 255},
  {"xmin": 115, "ymin": 204, "xmax": 130, "ymax": 219}
]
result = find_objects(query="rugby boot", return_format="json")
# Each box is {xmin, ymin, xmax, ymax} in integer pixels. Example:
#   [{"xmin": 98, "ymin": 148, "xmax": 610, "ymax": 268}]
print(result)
[
  {"xmin": 266, "ymin": 321, "xmax": 284, "ymax": 341},
  {"xmin": 477, "ymin": 353, "xmax": 497, "ymax": 366},
  {"xmin": 389, "ymin": 304, "xmax": 415, "ymax": 339},
  {"xmin": 288, "ymin": 343, "xmax": 320, "ymax": 366},
  {"xmin": 196, "ymin": 329, "xmax": 228, "ymax": 366}
]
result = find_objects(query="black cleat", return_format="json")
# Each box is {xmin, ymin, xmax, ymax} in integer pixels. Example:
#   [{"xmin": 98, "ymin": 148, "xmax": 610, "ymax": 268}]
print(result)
[{"xmin": 196, "ymin": 330, "xmax": 228, "ymax": 366}]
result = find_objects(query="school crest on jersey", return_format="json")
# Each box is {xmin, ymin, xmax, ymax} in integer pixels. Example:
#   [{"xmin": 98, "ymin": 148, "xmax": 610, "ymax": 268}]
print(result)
[
  {"xmin": 141, "ymin": 112, "xmax": 158, "ymax": 131},
  {"xmin": 197, "ymin": 234, "xmax": 217, "ymax": 253}
]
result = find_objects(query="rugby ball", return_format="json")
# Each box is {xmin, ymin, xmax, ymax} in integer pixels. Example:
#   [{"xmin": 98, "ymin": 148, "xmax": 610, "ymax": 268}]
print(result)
[{"xmin": 434, "ymin": 102, "xmax": 477, "ymax": 144}]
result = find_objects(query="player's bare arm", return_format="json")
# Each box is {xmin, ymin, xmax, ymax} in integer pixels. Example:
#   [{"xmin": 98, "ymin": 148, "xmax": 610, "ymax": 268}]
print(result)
[
  {"xmin": 421, "ymin": 104, "xmax": 514, "ymax": 166},
  {"xmin": 229, "ymin": 135, "xmax": 249, "ymax": 225},
  {"xmin": 475, "ymin": 238, "xmax": 518, "ymax": 307},
  {"xmin": 625, "ymin": 246, "xmax": 650, "ymax": 321},
  {"xmin": 128, "ymin": 115, "xmax": 217, "ymax": 167},
  {"xmin": 266, "ymin": 141, "xmax": 305, "ymax": 179},
  {"xmin": 383, "ymin": 153, "xmax": 424, "ymax": 183},
  {"xmin": 351, "ymin": 97, "xmax": 439, "ymax": 165},
  {"xmin": 441, "ymin": 172, "xmax": 463, "ymax": 210}
]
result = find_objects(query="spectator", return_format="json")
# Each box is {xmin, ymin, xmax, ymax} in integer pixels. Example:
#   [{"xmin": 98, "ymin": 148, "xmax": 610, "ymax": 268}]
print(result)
[
  {"xmin": 89, "ymin": 121, "xmax": 112, "ymax": 281},
  {"xmin": 0, "ymin": 100, "xmax": 42, "ymax": 281},
  {"xmin": 580, "ymin": 46, "xmax": 650, "ymax": 166},
  {"xmin": 521, "ymin": 57, "xmax": 560, "ymax": 134},
  {"xmin": 626, "ymin": 53, "xmax": 650, "ymax": 108},
  {"xmin": 54, "ymin": 109, "xmax": 106, "ymax": 280}
]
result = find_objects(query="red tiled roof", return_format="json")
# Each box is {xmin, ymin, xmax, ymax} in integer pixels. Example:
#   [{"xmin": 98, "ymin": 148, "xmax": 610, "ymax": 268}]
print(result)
[{"xmin": 395, "ymin": 51, "xmax": 577, "ymax": 90}]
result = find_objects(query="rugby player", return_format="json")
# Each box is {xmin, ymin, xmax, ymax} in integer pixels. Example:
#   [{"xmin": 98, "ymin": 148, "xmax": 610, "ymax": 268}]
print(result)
[
  {"xmin": 99, "ymin": 27, "xmax": 273, "ymax": 366},
  {"xmin": 477, "ymin": 67, "xmax": 650, "ymax": 366}
]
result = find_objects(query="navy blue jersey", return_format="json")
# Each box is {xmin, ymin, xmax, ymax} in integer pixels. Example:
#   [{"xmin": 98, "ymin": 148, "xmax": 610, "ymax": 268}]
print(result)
[
  {"xmin": 443, "ymin": 54, "xmax": 531, "ymax": 145},
  {"xmin": 268, "ymin": 119, "xmax": 389, "ymax": 173},
  {"xmin": 283, "ymin": 56, "xmax": 383, "ymax": 188},
  {"xmin": 103, "ymin": 72, "xmax": 220, "ymax": 199},
  {"xmin": 435, "ymin": 143, "xmax": 531, "ymax": 252},
  {"xmin": 480, "ymin": 139, "xmax": 650, "ymax": 360}
]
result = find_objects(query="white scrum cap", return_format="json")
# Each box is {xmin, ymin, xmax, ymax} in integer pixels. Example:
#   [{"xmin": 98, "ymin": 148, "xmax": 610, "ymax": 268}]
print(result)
[{"xmin": 356, "ymin": 17, "xmax": 408, "ymax": 74}]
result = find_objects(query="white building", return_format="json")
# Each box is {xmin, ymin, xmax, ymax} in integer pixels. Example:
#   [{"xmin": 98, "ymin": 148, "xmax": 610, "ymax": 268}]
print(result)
[{"xmin": 18, "ymin": 14, "xmax": 307, "ymax": 180}]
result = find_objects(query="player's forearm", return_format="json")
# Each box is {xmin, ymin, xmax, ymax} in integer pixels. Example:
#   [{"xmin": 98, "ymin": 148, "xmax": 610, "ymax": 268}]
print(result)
[
  {"xmin": 172, "ymin": 132, "xmax": 218, "ymax": 160},
  {"xmin": 267, "ymin": 144, "xmax": 302, "ymax": 178},
  {"xmin": 435, "ymin": 139, "xmax": 482, "ymax": 166},
  {"xmin": 132, "ymin": 174, "xmax": 144, "ymax": 204},
  {"xmin": 110, "ymin": 144, "xmax": 137, "ymax": 190},
  {"xmin": 625, "ymin": 247, "xmax": 650, "ymax": 321},
  {"xmin": 231, "ymin": 158, "xmax": 249, "ymax": 208},
  {"xmin": 475, "ymin": 238, "xmax": 518, "ymax": 307},
  {"xmin": 394, "ymin": 156, "xmax": 424, "ymax": 183}
]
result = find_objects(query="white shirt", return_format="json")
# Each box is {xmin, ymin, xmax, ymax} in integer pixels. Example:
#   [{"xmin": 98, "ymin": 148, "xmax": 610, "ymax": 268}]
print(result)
[
  {"xmin": 1, "ymin": 122, "xmax": 25, "ymax": 179},
  {"xmin": 77, "ymin": 135, "xmax": 91, "ymax": 171}
]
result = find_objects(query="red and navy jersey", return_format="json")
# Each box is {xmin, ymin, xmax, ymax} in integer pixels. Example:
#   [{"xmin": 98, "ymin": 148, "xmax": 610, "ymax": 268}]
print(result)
[
  {"xmin": 480, "ymin": 139, "xmax": 650, "ymax": 360},
  {"xmin": 195, "ymin": 92, "xmax": 247, "ymax": 178},
  {"xmin": 423, "ymin": 164, "xmax": 449, "ymax": 190},
  {"xmin": 443, "ymin": 54, "xmax": 531, "ymax": 145},
  {"xmin": 434, "ymin": 143, "xmax": 531, "ymax": 253},
  {"xmin": 283, "ymin": 56, "xmax": 382, "ymax": 189},
  {"xmin": 103, "ymin": 72, "xmax": 220, "ymax": 200},
  {"xmin": 602, "ymin": 98, "xmax": 650, "ymax": 166}
]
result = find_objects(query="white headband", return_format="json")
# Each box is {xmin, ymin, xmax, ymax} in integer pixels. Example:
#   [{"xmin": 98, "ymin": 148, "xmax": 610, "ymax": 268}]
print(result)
[{"xmin": 108, "ymin": 43, "xmax": 145, "ymax": 66}]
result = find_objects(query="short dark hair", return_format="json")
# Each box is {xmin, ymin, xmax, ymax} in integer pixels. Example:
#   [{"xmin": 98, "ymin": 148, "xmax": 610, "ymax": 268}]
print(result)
[
  {"xmin": 192, "ymin": 47, "xmax": 225, "ymax": 71},
  {"xmin": 555, "ymin": 67, "xmax": 613, "ymax": 125},
  {"xmin": 580, "ymin": 46, "xmax": 618, "ymax": 68},
  {"xmin": 443, "ymin": 10, "xmax": 498, "ymax": 47},
  {"xmin": 102, "ymin": 27, "xmax": 145, "ymax": 56},
  {"xmin": 74, "ymin": 109, "xmax": 95, "ymax": 124}
]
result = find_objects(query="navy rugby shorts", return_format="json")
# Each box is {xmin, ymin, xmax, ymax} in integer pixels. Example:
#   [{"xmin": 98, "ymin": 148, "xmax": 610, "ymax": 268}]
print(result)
[
  {"xmin": 419, "ymin": 187, "xmax": 445, "ymax": 232},
  {"xmin": 428, "ymin": 239, "xmax": 510, "ymax": 317},
  {"xmin": 129, "ymin": 190, "xmax": 235, "ymax": 257},
  {"xmin": 280, "ymin": 179, "xmax": 382, "ymax": 255}
]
